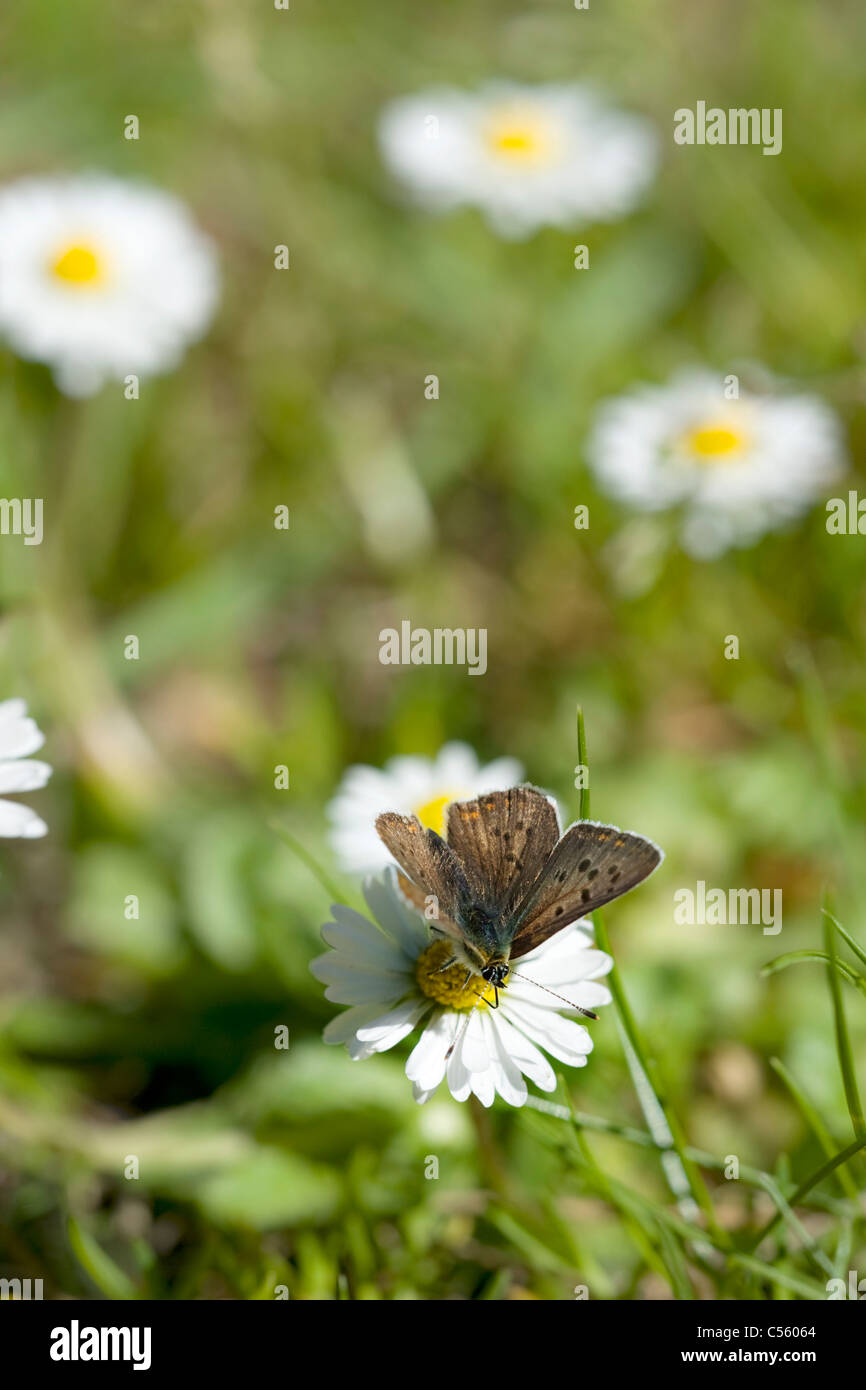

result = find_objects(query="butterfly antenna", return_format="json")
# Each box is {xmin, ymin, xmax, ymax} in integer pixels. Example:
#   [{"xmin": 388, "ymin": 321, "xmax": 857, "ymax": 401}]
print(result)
[{"xmin": 506, "ymin": 968, "xmax": 599, "ymax": 1020}]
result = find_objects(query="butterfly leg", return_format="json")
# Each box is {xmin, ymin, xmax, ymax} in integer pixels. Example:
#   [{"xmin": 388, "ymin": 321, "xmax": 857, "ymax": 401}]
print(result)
[
  {"xmin": 430, "ymin": 955, "xmax": 458, "ymax": 975},
  {"xmin": 468, "ymin": 983, "xmax": 500, "ymax": 1008}
]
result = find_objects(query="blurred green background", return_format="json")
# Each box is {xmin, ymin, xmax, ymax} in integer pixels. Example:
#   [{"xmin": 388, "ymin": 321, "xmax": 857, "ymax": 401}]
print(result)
[{"xmin": 1, "ymin": 0, "xmax": 865, "ymax": 1299}]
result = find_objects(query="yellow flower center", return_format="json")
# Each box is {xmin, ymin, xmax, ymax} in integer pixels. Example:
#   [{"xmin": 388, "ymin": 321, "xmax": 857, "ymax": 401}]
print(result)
[
  {"xmin": 413, "ymin": 791, "xmax": 459, "ymax": 837},
  {"xmin": 415, "ymin": 940, "xmax": 498, "ymax": 1010},
  {"xmin": 50, "ymin": 242, "xmax": 106, "ymax": 287},
  {"xmin": 483, "ymin": 107, "xmax": 556, "ymax": 165},
  {"xmin": 682, "ymin": 422, "xmax": 749, "ymax": 464}
]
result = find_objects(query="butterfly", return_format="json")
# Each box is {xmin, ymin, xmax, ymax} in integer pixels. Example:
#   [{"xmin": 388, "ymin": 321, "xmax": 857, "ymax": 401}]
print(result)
[{"xmin": 376, "ymin": 784, "xmax": 662, "ymax": 1015}]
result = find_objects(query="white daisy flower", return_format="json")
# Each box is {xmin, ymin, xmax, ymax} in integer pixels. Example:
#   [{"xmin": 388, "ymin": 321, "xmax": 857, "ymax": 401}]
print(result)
[
  {"xmin": 0, "ymin": 173, "xmax": 219, "ymax": 396},
  {"xmin": 0, "ymin": 699, "xmax": 52, "ymax": 838},
  {"xmin": 586, "ymin": 369, "xmax": 846, "ymax": 559},
  {"xmin": 378, "ymin": 81, "xmax": 658, "ymax": 239},
  {"xmin": 327, "ymin": 742, "xmax": 524, "ymax": 875},
  {"xmin": 311, "ymin": 870, "xmax": 613, "ymax": 1107}
]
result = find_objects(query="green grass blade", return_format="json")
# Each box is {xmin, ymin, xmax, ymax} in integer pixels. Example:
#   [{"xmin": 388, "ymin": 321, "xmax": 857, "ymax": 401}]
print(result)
[
  {"xmin": 822, "ymin": 908, "xmax": 866, "ymax": 972},
  {"xmin": 574, "ymin": 712, "xmax": 719, "ymax": 1237},
  {"xmin": 270, "ymin": 822, "xmax": 350, "ymax": 905},
  {"xmin": 576, "ymin": 704, "xmax": 590, "ymax": 820},
  {"xmin": 823, "ymin": 900, "xmax": 865, "ymax": 1142},
  {"xmin": 556, "ymin": 1075, "xmax": 675, "ymax": 1291},
  {"xmin": 593, "ymin": 909, "xmax": 721, "ymax": 1239},
  {"xmin": 747, "ymin": 1135, "xmax": 866, "ymax": 1252},
  {"xmin": 769, "ymin": 1057, "xmax": 859, "ymax": 1201},
  {"xmin": 656, "ymin": 1219, "xmax": 695, "ymax": 1300},
  {"xmin": 729, "ymin": 1253, "xmax": 826, "ymax": 1301},
  {"xmin": 761, "ymin": 948, "xmax": 866, "ymax": 997},
  {"xmin": 68, "ymin": 1217, "xmax": 140, "ymax": 1300}
]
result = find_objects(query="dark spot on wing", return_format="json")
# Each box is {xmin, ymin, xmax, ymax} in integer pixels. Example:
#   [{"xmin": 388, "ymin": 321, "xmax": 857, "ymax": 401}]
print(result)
[
  {"xmin": 581, "ymin": 888, "xmax": 591, "ymax": 902},
  {"xmin": 578, "ymin": 857, "xmax": 591, "ymax": 871}
]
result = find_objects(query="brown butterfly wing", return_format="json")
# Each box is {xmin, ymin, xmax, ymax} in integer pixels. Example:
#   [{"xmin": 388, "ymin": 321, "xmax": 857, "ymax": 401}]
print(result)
[
  {"xmin": 393, "ymin": 872, "xmax": 468, "ymax": 950},
  {"xmin": 507, "ymin": 821, "xmax": 662, "ymax": 960},
  {"xmin": 393, "ymin": 873, "xmax": 431, "ymax": 916},
  {"xmin": 445, "ymin": 786, "xmax": 560, "ymax": 916},
  {"xmin": 375, "ymin": 811, "xmax": 472, "ymax": 925}
]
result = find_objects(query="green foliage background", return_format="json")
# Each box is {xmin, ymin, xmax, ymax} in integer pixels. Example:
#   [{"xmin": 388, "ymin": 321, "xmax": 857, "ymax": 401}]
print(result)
[{"xmin": 0, "ymin": 0, "xmax": 864, "ymax": 1299}]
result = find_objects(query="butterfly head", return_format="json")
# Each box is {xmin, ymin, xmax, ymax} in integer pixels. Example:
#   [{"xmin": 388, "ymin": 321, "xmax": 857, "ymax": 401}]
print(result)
[{"xmin": 480, "ymin": 959, "xmax": 510, "ymax": 989}]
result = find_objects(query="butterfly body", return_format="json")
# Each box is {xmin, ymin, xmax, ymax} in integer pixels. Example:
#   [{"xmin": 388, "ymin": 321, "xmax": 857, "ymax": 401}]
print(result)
[
  {"xmin": 461, "ymin": 902, "xmax": 505, "ymax": 954},
  {"xmin": 427, "ymin": 907, "xmax": 510, "ymax": 992},
  {"xmin": 376, "ymin": 784, "xmax": 663, "ymax": 1004}
]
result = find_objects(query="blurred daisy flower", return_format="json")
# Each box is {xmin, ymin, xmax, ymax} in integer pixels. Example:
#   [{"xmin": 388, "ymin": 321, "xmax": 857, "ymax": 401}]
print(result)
[
  {"xmin": 586, "ymin": 370, "xmax": 845, "ymax": 559},
  {"xmin": 378, "ymin": 81, "xmax": 657, "ymax": 239},
  {"xmin": 311, "ymin": 871, "xmax": 612, "ymax": 1107},
  {"xmin": 327, "ymin": 742, "xmax": 523, "ymax": 874},
  {"xmin": 0, "ymin": 173, "xmax": 219, "ymax": 396},
  {"xmin": 0, "ymin": 699, "xmax": 52, "ymax": 838}
]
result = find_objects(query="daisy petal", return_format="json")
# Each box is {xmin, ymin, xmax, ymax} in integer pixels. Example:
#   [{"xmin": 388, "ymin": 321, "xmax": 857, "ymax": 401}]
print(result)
[
  {"xmin": 362, "ymin": 871, "xmax": 429, "ymax": 955},
  {"xmin": 503, "ymin": 998, "xmax": 593, "ymax": 1066},
  {"xmin": 457, "ymin": 1007, "xmax": 491, "ymax": 1074},
  {"xmin": 469, "ymin": 1063, "xmax": 496, "ymax": 1108},
  {"xmin": 405, "ymin": 1010, "xmax": 460, "ymax": 1094},
  {"xmin": 0, "ymin": 759, "xmax": 53, "ymax": 794},
  {"xmin": 445, "ymin": 1039, "xmax": 473, "ymax": 1103},
  {"xmin": 0, "ymin": 798, "xmax": 48, "ymax": 838},
  {"xmin": 355, "ymin": 997, "xmax": 431, "ymax": 1052},
  {"xmin": 323, "ymin": 1002, "xmax": 400, "ymax": 1046},
  {"xmin": 320, "ymin": 911, "xmax": 409, "ymax": 971},
  {"xmin": 309, "ymin": 955, "xmax": 409, "ymax": 1006},
  {"xmin": 0, "ymin": 707, "xmax": 45, "ymax": 760},
  {"xmin": 488, "ymin": 1011, "xmax": 557, "ymax": 1093},
  {"xmin": 482, "ymin": 1013, "xmax": 528, "ymax": 1107}
]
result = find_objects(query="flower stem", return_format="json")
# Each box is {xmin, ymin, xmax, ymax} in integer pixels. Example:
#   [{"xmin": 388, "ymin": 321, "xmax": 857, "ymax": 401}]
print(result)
[{"xmin": 576, "ymin": 706, "xmax": 721, "ymax": 1241}]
